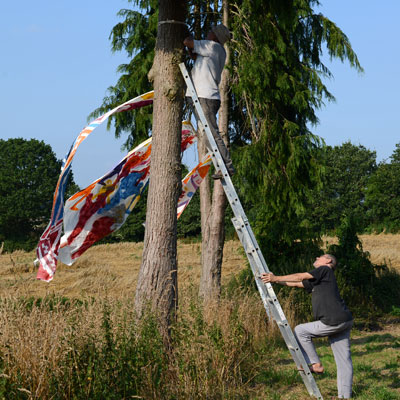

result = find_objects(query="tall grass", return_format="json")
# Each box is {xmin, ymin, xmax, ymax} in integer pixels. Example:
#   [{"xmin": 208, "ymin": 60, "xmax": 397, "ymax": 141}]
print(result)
[{"xmin": 0, "ymin": 290, "xmax": 302, "ymax": 399}]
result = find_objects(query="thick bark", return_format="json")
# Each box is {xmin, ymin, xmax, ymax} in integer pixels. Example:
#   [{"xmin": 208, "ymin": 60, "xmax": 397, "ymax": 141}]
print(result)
[
  {"xmin": 135, "ymin": 0, "xmax": 186, "ymax": 334},
  {"xmin": 198, "ymin": 0, "xmax": 230, "ymax": 301}
]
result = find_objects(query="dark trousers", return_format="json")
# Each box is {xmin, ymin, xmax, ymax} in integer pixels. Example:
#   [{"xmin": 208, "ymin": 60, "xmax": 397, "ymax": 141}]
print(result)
[{"xmin": 187, "ymin": 97, "xmax": 234, "ymax": 174}]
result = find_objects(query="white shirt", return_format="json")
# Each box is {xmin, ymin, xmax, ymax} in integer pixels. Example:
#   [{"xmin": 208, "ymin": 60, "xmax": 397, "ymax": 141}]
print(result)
[{"xmin": 186, "ymin": 40, "xmax": 226, "ymax": 100}]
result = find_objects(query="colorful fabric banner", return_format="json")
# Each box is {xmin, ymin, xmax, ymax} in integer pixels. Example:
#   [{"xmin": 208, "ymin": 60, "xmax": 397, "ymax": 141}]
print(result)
[
  {"xmin": 58, "ymin": 122, "xmax": 198, "ymax": 266},
  {"xmin": 36, "ymin": 92, "xmax": 154, "ymax": 282},
  {"xmin": 177, "ymin": 154, "xmax": 212, "ymax": 219},
  {"xmin": 37, "ymin": 90, "xmax": 211, "ymax": 282}
]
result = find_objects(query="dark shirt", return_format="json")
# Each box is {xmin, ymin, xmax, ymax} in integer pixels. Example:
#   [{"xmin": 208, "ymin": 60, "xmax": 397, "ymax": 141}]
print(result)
[{"xmin": 302, "ymin": 265, "xmax": 352, "ymax": 326}]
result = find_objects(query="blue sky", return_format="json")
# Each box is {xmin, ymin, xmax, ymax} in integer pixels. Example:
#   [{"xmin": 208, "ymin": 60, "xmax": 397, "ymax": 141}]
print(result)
[
  {"xmin": 315, "ymin": 1, "xmax": 400, "ymax": 162},
  {"xmin": 1, "ymin": 1, "xmax": 399, "ymax": 188}
]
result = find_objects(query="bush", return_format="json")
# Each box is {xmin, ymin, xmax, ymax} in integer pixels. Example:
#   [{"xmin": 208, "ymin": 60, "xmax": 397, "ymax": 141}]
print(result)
[
  {"xmin": 1, "ymin": 237, "xmax": 38, "ymax": 253},
  {"xmin": 328, "ymin": 214, "xmax": 400, "ymax": 317}
]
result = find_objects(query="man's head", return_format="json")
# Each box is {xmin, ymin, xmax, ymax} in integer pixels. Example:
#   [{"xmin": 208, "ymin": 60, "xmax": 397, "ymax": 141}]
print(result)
[
  {"xmin": 313, "ymin": 254, "xmax": 337, "ymax": 269},
  {"xmin": 207, "ymin": 24, "xmax": 231, "ymax": 45}
]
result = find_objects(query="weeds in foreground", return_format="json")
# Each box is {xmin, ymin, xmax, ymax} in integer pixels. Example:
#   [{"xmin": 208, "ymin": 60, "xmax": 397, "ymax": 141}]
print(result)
[
  {"xmin": 0, "ymin": 292, "xmax": 283, "ymax": 399},
  {"xmin": 0, "ymin": 292, "xmax": 398, "ymax": 399}
]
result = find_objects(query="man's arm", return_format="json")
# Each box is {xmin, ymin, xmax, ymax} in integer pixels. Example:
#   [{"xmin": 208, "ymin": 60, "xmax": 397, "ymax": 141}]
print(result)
[
  {"xmin": 280, "ymin": 281, "xmax": 305, "ymax": 288},
  {"xmin": 183, "ymin": 36, "xmax": 194, "ymax": 49},
  {"xmin": 261, "ymin": 272, "xmax": 313, "ymax": 286},
  {"xmin": 184, "ymin": 37, "xmax": 216, "ymax": 58},
  {"xmin": 183, "ymin": 36, "xmax": 197, "ymax": 60}
]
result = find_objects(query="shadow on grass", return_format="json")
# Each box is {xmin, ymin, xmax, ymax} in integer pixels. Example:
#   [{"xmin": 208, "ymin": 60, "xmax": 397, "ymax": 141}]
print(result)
[
  {"xmin": 352, "ymin": 333, "xmax": 399, "ymax": 345},
  {"xmin": 351, "ymin": 333, "xmax": 400, "ymax": 356}
]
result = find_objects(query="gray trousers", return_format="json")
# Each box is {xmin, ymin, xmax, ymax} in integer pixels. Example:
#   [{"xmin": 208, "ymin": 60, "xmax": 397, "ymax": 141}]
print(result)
[
  {"xmin": 187, "ymin": 97, "xmax": 234, "ymax": 174},
  {"xmin": 294, "ymin": 320, "xmax": 353, "ymax": 399}
]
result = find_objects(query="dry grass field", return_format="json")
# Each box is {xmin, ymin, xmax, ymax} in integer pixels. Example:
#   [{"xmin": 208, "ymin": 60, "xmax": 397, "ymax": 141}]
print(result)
[
  {"xmin": 0, "ymin": 236, "xmax": 399, "ymax": 399},
  {"xmin": 0, "ymin": 240, "xmax": 246, "ymax": 299},
  {"xmin": 0, "ymin": 234, "xmax": 399, "ymax": 299},
  {"xmin": 323, "ymin": 233, "xmax": 400, "ymax": 270}
]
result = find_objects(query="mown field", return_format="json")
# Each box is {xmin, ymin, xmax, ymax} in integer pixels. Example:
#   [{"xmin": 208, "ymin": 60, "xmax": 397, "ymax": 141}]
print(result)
[{"xmin": 0, "ymin": 235, "xmax": 399, "ymax": 399}]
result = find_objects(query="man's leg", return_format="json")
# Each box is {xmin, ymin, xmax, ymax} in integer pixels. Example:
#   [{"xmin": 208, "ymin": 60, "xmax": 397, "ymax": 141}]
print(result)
[
  {"xmin": 295, "ymin": 320, "xmax": 353, "ymax": 398},
  {"xmin": 329, "ymin": 321, "xmax": 353, "ymax": 399},
  {"xmin": 199, "ymin": 98, "xmax": 234, "ymax": 175},
  {"xmin": 294, "ymin": 321, "xmax": 325, "ymax": 367}
]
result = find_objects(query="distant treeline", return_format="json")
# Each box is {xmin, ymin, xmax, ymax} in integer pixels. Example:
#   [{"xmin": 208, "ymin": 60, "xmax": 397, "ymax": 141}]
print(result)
[{"xmin": 1, "ymin": 138, "xmax": 400, "ymax": 252}]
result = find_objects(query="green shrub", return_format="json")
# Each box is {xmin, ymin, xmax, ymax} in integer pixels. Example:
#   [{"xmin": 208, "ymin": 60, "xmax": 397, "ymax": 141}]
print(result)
[{"xmin": 328, "ymin": 214, "xmax": 400, "ymax": 317}]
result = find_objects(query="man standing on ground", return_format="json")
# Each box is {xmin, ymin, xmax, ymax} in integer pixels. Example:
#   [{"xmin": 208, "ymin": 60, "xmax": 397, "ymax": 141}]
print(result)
[
  {"xmin": 261, "ymin": 254, "xmax": 353, "ymax": 399},
  {"xmin": 183, "ymin": 24, "xmax": 235, "ymax": 180}
]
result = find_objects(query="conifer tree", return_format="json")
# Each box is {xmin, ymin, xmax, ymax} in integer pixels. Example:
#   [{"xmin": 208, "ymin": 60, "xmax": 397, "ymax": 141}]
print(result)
[
  {"xmin": 89, "ymin": 0, "xmax": 157, "ymax": 149},
  {"xmin": 230, "ymin": 0, "xmax": 363, "ymax": 266}
]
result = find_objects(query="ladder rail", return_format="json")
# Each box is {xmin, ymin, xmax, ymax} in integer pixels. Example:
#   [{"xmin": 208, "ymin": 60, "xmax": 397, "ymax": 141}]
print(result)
[{"xmin": 180, "ymin": 62, "xmax": 323, "ymax": 399}]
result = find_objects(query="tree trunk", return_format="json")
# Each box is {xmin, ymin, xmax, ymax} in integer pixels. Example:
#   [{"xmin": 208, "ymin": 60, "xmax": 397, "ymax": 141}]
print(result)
[
  {"xmin": 198, "ymin": 0, "xmax": 230, "ymax": 301},
  {"xmin": 135, "ymin": 0, "xmax": 186, "ymax": 335}
]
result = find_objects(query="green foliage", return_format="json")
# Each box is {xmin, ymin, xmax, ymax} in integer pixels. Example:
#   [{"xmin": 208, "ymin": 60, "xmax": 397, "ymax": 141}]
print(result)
[
  {"xmin": 13, "ymin": 295, "xmax": 86, "ymax": 312},
  {"xmin": 310, "ymin": 142, "xmax": 377, "ymax": 232},
  {"xmin": 53, "ymin": 306, "xmax": 167, "ymax": 399},
  {"xmin": 0, "ymin": 138, "xmax": 77, "ymax": 252},
  {"xmin": 89, "ymin": 0, "xmax": 158, "ymax": 150},
  {"xmin": 96, "ymin": 0, "xmax": 369, "ymax": 257},
  {"xmin": 328, "ymin": 214, "xmax": 400, "ymax": 316},
  {"xmin": 177, "ymin": 190, "xmax": 202, "ymax": 238},
  {"xmin": 224, "ymin": 263, "xmax": 258, "ymax": 295},
  {"xmin": 230, "ymin": 0, "xmax": 363, "ymax": 266},
  {"xmin": 365, "ymin": 143, "xmax": 400, "ymax": 232},
  {"xmin": 390, "ymin": 306, "xmax": 400, "ymax": 317}
]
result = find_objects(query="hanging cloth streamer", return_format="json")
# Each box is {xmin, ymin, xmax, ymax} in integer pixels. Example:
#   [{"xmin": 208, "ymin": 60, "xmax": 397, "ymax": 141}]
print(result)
[
  {"xmin": 36, "ymin": 92, "xmax": 154, "ymax": 282},
  {"xmin": 58, "ymin": 122, "xmax": 201, "ymax": 266},
  {"xmin": 36, "ymin": 91, "xmax": 211, "ymax": 282}
]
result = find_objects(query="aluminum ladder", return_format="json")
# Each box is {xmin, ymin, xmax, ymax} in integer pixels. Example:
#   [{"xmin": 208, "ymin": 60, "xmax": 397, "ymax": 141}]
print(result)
[{"xmin": 180, "ymin": 62, "xmax": 323, "ymax": 400}]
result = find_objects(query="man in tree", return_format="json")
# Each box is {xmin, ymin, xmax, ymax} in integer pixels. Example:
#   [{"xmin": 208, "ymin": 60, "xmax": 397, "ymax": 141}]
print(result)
[
  {"xmin": 261, "ymin": 254, "xmax": 353, "ymax": 399},
  {"xmin": 183, "ymin": 24, "xmax": 235, "ymax": 180}
]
